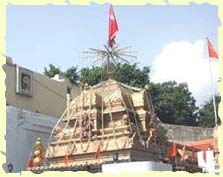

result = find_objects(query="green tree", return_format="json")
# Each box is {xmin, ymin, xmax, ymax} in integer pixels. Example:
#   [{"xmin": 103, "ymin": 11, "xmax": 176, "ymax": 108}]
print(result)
[
  {"xmin": 112, "ymin": 63, "xmax": 150, "ymax": 88},
  {"xmin": 79, "ymin": 63, "xmax": 150, "ymax": 88},
  {"xmin": 150, "ymin": 81, "xmax": 198, "ymax": 126},
  {"xmin": 65, "ymin": 66, "xmax": 79, "ymax": 85},
  {"xmin": 43, "ymin": 64, "xmax": 62, "ymax": 78},
  {"xmin": 197, "ymin": 95, "xmax": 221, "ymax": 128},
  {"xmin": 79, "ymin": 66, "xmax": 108, "ymax": 86}
]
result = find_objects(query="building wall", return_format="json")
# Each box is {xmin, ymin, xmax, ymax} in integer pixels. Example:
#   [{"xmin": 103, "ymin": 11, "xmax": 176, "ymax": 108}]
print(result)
[
  {"xmin": 5, "ymin": 106, "xmax": 57, "ymax": 173},
  {"xmin": 4, "ymin": 62, "xmax": 81, "ymax": 118},
  {"xmin": 102, "ymin": 161, "xmax": 172, "ymax": 174},
  {"xmin": 163, "ymin": 123, "xmax": 213, "ymax": 143},
  {"xmin": 3, "ymin": 59, "xmax": 82, "ymax": 172}
]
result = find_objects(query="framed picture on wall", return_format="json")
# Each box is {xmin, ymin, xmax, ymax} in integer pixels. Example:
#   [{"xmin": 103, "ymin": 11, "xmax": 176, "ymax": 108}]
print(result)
[{"xmin": 16, "ymin": 66, "xmax": 33, "ymax": 96}]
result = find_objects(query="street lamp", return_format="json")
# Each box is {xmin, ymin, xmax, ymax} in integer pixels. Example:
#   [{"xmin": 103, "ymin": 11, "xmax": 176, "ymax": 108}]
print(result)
[{"xmin": 7, "ymin": 163, "xmax": 13, "ymax": 173}]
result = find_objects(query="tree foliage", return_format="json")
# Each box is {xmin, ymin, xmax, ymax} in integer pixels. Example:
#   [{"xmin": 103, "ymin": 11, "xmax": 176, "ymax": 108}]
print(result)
[
  {"xmin": 79, "ymin": 66, "xmax": 107, "ymax": 86},
  {"xmin": 44, "ymin": 64, "xmax": 79, "ymax": 85},
  {"xmin": 65, "ymin": 66, "xmax": 79, "ymax": 85},
  {"xmin": 79, "ymin": 63, "xmax": 150, "ymax": 87},
  {"xmin": 43, "ymin": 64, "xmax": 62, "ymax": 78},
  {"xmin": 150, "ymin": 81, "xmax": 198, "ymax": 126},
  {"xmin": 197, "ymin": 95, "xmax": 221, "ymax": 128},
  {"xmin": 112, "ymin": 63, "xmax": 150, "ymax": 88}
]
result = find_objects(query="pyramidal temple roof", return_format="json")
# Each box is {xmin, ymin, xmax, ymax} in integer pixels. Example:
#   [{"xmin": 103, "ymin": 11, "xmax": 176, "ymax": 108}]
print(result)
[
  {"xmin": 68, "ymin": 79, "xmax": 149, "ymax": 115},
  {"xmin": 93, "ymin": 79, "xmax": 133, "ymax": 104},
  {"xmin": 92, "ymin": 79, "xmax": 145, "ymax": 109}
]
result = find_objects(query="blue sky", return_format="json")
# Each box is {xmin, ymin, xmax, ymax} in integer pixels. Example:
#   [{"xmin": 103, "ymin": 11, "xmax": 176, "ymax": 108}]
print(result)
[
  {"xmin": 6, "ymin": 3, "xmax": 220, "ymax": 105},
  {"xmin": 6, "ymin": 3, "xmax": 219, "ymax": 72}
]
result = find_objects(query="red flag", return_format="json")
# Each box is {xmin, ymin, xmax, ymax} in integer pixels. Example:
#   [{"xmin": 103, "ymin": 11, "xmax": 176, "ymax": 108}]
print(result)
[
  {"xmin": 168, "ymin": 143, "xmax": 177, "ymax": 159},
  {"xmin": 64, "ymin": 154, "xmax": 69, "ymax": 165},
  {"xmin": 108, "ymin": 5, "xmax": 118, "ymax": 47},
  {"xmin": 95, "ymin": 144, "xmax": 101, "ymax": 159},
  {"xmin": 207, "ymin": 38, "xmax": 218, "ymax": 59},
  {"xmin": 27, "ymin": 157, "xmax": 34, "ymax": 169},
  {"xmin": 171, "ymin": 143, "xmax": 177, "ymax": 157}
]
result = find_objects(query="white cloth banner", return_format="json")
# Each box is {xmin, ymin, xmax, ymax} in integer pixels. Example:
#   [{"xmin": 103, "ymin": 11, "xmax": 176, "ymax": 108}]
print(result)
[
  {"xmin": 206, "ymin": 150, "xmax": 215, "ymax": 174},
  {"xmin": 197, "ymin": 151, "xmax": 205, "ymax": 168},
  {"xmin": 197, "ymin": 150, "xmax": 215, "ymax": 174}
]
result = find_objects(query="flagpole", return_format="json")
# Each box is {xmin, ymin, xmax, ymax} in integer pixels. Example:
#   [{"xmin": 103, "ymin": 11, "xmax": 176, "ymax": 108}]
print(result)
[
  {"xmin": 206, "ymin": 38, "xmax": 218, "ymax": 127},
  {"xmin": 208, "ymin": 55, "xmax": 220, "ymax": 174}
]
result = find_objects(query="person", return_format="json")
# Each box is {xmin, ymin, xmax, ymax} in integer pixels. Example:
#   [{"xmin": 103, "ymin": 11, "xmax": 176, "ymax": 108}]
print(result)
[{"xmin": 21, "ymin": 74, "xmax": 30, "ymax": 93}]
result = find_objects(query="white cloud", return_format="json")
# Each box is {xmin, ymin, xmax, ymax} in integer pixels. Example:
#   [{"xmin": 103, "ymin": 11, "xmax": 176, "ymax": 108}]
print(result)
[{"xmin": 151, "ymin": 40, "xmax": 220, "ymax": 106}]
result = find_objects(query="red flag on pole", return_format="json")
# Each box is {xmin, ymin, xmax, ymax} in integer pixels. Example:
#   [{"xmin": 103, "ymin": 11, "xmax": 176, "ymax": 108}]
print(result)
[
  {"xmin": 95, "ymin": 144, "xmax": 101, "ymax": 159},
  {"xmin": 207, "ymin": 38, "xmax": 218, "ymax": 59},
  {"xmin": 171, "ymin": 143, "xmax": 177, "ymax": 157},
  {"xmin": 108, "ymin": 5, "xmax": 118, "ymax": 47},
  {"xmin": 168, "ymin": 143, "xmax": 177, "ymax": 159},
  {"xmin": 27, "ymin": 156, "xmax": 34, "ymax": 169},
  {"xmin": 64, "ymin": 154, "xmax": 69, "ymax": 165}
]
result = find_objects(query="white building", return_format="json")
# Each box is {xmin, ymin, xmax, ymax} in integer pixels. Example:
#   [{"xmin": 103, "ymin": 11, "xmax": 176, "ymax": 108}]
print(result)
[
  {"xmin": 6, "ymin": 106, "xmax": 57, "ymax": 172},
  {"xmin": 3, "ymin": 58, "xmax": 81, "ymax": 173}
]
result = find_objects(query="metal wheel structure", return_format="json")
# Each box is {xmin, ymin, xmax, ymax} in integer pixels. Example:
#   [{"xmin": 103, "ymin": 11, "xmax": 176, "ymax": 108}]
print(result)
[{"xmin": 82, "ymin": 44, "xmax": 137, "ymax": 78}]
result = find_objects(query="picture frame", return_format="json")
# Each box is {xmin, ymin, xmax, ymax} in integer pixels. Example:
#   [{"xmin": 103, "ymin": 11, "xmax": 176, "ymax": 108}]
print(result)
[{"xmin": 16, "ymin": 66, "xmax": 33, "ymax": 96}]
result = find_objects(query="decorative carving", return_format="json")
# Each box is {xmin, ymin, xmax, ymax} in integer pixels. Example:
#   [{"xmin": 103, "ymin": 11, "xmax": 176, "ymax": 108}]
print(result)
[
  {"xmin": 32, "ymin": 137, "xmax": 45, "ymax": 167},
  {"xmin": 121, "ymin": 114, "xmax": 129, "ymax": 126},
  {"xmin": 81, "ymin": 112, "xmax": 94, "ymax": 139}
]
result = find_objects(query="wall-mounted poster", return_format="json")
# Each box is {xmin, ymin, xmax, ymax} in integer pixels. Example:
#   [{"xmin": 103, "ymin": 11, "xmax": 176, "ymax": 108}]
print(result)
[{"xmin": 16, "ymin": 66, "xmax": 33, "ymax": 96}]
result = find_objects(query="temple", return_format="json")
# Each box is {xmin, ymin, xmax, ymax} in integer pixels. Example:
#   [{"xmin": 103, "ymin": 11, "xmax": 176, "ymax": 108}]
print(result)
[
  {"xmin": 26, "ymin": 5, "xmax": 219, "ymax": 174},
  {"xmin": 42, "ymin": 79, "xmax": 168, "ymax": 168}
]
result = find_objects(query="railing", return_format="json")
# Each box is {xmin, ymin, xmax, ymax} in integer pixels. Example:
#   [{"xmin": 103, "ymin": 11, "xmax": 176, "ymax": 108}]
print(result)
[{"xmin": 173, "ymin": 159, "xmax": 202, "ymax": 173}]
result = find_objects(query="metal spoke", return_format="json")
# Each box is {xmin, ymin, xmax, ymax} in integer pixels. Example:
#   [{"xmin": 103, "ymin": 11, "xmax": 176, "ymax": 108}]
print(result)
[
  {"xmin": 111, "ymin": 44, "xmax": 119, "ymax": 51},
  {"xmin": 104, "ymin": 45, "xmax": 117, "ymax": 65},
  {"xmin": 83, "ymin": 51, "xmax": 99, "ymax": 54},
  {"xmin": 92, "ymin": 58, "xmax": 102, "ymax": 65},
  {"xmin": 119, "ymin": 50, "xmax": 138, "ymax": 54},
  {"xmin": 118, "ymin": 53, "xmax": 137, "ymax": 58},
  {"xmin": 89, "ymin": 48, "xmax": 106, "ymax": 53},
  {"xmin": 113, "ymin": 54, "xmax": 130, "ymax": 63},
  {"xmin": 82, "ymin": 44, "xmax": 137, "ymax": 76}
]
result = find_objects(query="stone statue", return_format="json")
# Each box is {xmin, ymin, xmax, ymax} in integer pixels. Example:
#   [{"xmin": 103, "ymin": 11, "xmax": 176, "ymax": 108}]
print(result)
[
  {"xmin": 146, "ymin": 113, "xmax": 158, "ymax": 147},
  {"xmin": 121, "ymin": 114, "xmax": 129, "ymax": 126},
  {"xmin": 81, "ymin": 112, "xmax": 94, "ymax": 139}
]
